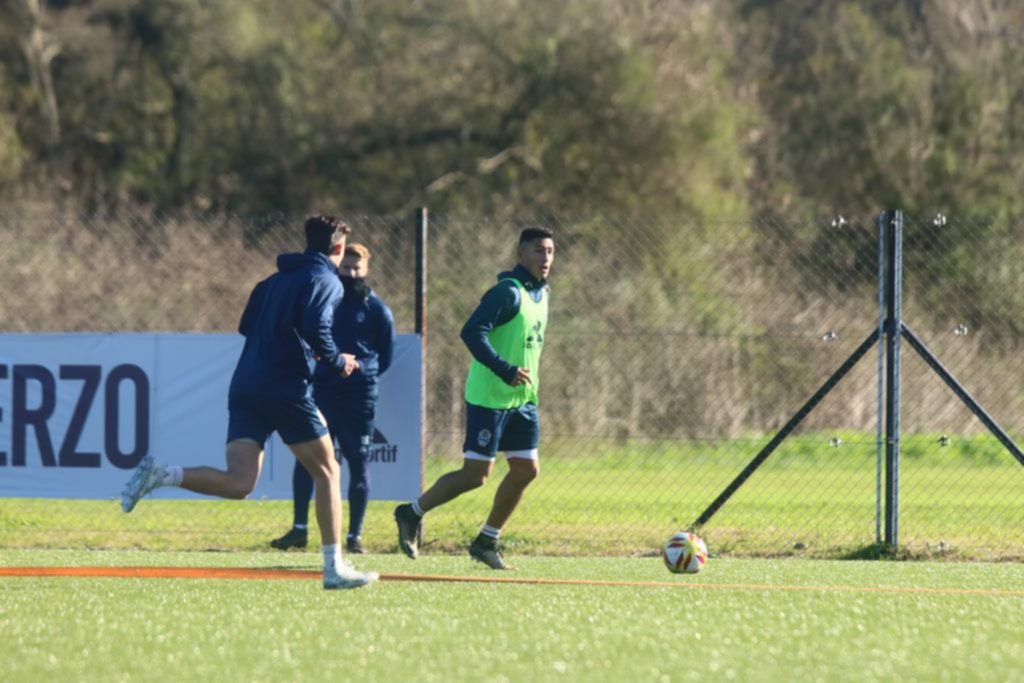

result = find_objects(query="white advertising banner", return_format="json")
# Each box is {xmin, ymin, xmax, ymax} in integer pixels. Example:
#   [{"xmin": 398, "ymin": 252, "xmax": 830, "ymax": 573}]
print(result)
[{"xmin": 0, "ymin": 333, "xmax": 422, "ymax": 501}]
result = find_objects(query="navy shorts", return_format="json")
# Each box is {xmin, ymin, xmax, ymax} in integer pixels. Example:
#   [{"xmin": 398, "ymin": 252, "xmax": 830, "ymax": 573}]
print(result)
[
  {"xmin": 463, "ymin": 402, "xmax": 540, "ymax": 461},
  {"xmin": 227, "ymin": 390, "xmax": 329, "ymax": 446},
  {"xmin": 314, "ymin": 389, "xmax": 376, "ymax": 464}
]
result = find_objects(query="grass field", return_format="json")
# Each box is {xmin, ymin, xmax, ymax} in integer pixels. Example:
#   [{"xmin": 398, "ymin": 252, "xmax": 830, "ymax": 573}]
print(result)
[
  {"xmin": 3, "ymin": 433, "xmax": 1024, "ymax": 559},
  {"xmin": 3, "ymin": 549, "xmax": 1024, "ymax": 682}
]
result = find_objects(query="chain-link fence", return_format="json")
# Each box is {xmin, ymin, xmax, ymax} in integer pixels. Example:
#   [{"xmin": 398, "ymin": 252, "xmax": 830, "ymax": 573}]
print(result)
[{"xmin": 2, "ymin": 206, "xmax": 1023, "ymax": 559}]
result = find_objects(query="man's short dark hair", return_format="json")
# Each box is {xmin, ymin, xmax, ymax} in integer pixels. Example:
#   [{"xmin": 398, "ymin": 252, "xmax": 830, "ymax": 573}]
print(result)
[
  {"xmin": 518, "ymin": 226, "xmax": 554, "ymax": 246},
  {"xmin": 304, "ymin": 215, "xmax": 351, "ymax": 254}
]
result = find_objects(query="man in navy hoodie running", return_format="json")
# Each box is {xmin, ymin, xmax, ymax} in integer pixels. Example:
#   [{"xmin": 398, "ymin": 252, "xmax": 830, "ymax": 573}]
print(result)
[
  {"xmin": 271, "ymin": 242, "xmax": 395, "ymax": 554},
  {"xmin": 120, "ymin": 215, "xmax": 378, "ymax": 590}
]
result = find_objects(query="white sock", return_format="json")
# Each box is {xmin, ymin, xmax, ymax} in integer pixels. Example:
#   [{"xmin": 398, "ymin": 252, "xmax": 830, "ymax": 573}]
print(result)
[
  {"xmin": 411, "ymin": 500, "xmax": 425, "ymax": 517},
  {"xmin": 159, "ymin": 465, "xmax": 183, "ymax": 488},
  {"xmin": 294, "ymin": 524, "xmax": 308, "ymax": 531},
  {"xmin": 481, "ymin": 524, "xmax": 501, "ymax": 540},
  {"xmin": 323, "ymin": 544, "xmax": 342, "ymax": 572}
]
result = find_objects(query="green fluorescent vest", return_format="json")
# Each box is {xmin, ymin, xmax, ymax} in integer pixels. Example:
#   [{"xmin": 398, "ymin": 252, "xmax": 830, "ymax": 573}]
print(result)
[{"xmin": 464, "ymin": 277, "xmax": 548, "ymax": 409}]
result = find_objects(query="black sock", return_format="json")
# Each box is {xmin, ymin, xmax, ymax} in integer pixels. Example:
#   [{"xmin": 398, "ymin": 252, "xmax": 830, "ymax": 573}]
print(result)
[{"xmin": 292, "ymin": 462, "xmax": 314, "ymax": 528}]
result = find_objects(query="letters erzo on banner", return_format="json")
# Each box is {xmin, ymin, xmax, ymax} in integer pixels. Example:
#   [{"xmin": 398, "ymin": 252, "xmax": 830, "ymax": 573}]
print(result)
[{"xmin": 0, "ymin": 363, "xmax": 149, "ymax": 469}]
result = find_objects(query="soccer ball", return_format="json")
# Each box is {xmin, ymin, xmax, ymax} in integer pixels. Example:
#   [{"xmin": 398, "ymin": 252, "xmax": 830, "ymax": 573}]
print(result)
[{"xmin": 662, "ymin": 531, "xmax": 708, "ymax": 574}]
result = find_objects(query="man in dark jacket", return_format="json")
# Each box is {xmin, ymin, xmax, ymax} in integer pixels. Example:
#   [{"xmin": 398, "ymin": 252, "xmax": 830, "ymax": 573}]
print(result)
[
  {"xmin": 120, "ymin": 215, "xmax": 378, "ymax": 590},
  {"xmin": 271, "ymin": 242, "xmax": 395, "ymax": 554}
]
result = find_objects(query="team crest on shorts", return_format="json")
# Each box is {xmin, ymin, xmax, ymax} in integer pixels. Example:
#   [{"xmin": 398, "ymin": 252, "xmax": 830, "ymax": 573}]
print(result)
[{"xmin": 477, "ymin": 429, "xmax": 492, "ymax": 448}]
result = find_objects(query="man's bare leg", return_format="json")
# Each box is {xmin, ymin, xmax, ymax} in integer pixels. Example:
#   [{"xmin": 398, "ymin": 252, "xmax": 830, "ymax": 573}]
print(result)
[
  {"xmin": 179, "ymin": 439, "xmax": 263, "ymax": 499},
  {"xmin": 468, "ymin": 457, "xmax": 538, "ymax": 570},
  {"xmin": 133, "ymin": 434, "xmax": 339, "ymax": 548},
  {"xmin": 121, "ymin": 440, "xmax": 261, "ymax": 513},
  {"xmin": 484, "ymin": 457, "xmax": 539, "ymax": 529},
  {"xmin": 394, "ymin": 459, "xmax": 492, "ymax": 559},
  {"xmin": 417, "ymin": 459, "xmax": 493, "ymax": 513},
  {"xmin": 288, "ymin": 434, "xmax": 376, "ymax": 589},
  {"xmin": 287, "ymin": 434, "xmax": 341, "ymax": 547}
]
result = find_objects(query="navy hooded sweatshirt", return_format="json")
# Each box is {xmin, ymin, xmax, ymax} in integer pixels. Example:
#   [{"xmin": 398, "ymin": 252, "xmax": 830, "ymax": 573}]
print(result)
[
  {"xmin": 313, "ymin": 278, "xmax": 395, "ymax": 398},
  {"xmin": 230, "ymin": 250, "xmax": 346, "ymax": 399}
]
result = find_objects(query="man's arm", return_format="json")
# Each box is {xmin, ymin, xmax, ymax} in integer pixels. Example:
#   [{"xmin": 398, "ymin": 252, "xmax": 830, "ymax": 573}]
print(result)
[
  {"xmin": 238, "ymin": 279, "xmax": 268, "ymax": 336},
  {"xmin": 459, "ymin": 282, "xmax": 520, "ymax": 384},
  {"xmin": 375, "ymin": 302, "xmax": 396, "ymax": 376},
  {"xmin": 299, "ymin": 277, "xmax": 345, "ymax": 373}
]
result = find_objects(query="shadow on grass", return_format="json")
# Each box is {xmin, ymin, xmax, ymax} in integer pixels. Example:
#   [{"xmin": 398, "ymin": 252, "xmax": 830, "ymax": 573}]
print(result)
[{"xmin": 840, "ymin": 543, "xmax": 912, "ymax": 561}]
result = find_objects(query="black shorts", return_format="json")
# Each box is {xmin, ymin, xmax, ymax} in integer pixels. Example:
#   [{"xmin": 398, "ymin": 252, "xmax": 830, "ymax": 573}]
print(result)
[
  {"xmin": 226, "ymin": 390, "xmax": 329, "ymax": 446},
  {"xmin": 462, "ymin": 402, "xmax": 540, "ymax": 461}
]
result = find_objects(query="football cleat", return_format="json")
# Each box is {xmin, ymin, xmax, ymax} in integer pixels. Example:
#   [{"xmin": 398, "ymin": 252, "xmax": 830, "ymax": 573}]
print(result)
[
  {"xmin": 270, "ymin": 527, "xmax": 308, "ymax": 550},
  {"xmin": 469, "ymin": 535, "xmax": 511, "ymax": 570},
  {"xmin": 394, "ymin": 504, "xmax": 422, "ymax": 559},
  {"xmin": 120, "ymin": 455, "xmax": 164, "ymax": 513}
]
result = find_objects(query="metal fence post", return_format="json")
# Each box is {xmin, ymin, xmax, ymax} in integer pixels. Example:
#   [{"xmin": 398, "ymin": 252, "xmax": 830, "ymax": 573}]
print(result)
[
  {"xmin": 875, "ymin": 212, "xmax": 886, "ymax": 545},
  {"xmin": 883, "ymin": 210, "xmax": 903, "ymax": 547},
  {"xmin": 414, "ymin": 208, "xmax": 428, "ymax": 496}
]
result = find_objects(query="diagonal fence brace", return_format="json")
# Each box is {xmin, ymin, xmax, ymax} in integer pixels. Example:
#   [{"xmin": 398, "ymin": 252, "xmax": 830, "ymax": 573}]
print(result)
[
  {"xmin": 900, "ymin": 322, "xmax": 1024, "ymax": 468},
  {"xmin": 691, "ymin": 329, "xmax": 880, "ymax": 530}
]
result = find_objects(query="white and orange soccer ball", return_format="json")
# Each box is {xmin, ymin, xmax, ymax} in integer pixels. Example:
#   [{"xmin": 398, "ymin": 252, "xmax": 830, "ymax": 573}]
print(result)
[{"xmin": 662, "ymin": 531, "xmax": 708, "ymax": 574}]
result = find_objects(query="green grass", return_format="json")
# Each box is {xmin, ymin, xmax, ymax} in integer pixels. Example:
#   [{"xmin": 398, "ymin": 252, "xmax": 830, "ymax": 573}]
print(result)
[
  {"xmin": 3, "ymin": 433, "xmax": 1024, "ymax": 559},
  {"xmin": 3, "ymin": 550, "xmax": 1024, "ymax": 682}
]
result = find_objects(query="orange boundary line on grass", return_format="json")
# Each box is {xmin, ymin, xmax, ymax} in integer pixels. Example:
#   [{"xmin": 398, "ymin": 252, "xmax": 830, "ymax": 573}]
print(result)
[{"xmin": 2, "ymin": 566, "xmax": 1024, "ymax": 597}]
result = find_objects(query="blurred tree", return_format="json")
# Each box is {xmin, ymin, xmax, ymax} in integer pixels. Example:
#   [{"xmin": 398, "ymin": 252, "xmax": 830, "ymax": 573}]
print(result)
[
  {"xmin": 0, "ymin": 0, "xmax": 62, "ymax": 180},
  {"xmin": 734, "ymin": 0, "xmax": 1024, "ymax": 337},
  {"xmin": 2, "ymin": 0, "xmax": 1021, "ymax": 228},
  {"xmin": 736, "ymin": 0, "xmax": 1024, "ymax": 220},
  {"xmin": 0, "ymin": 0, "xmax": 750, "ymax": 220}
]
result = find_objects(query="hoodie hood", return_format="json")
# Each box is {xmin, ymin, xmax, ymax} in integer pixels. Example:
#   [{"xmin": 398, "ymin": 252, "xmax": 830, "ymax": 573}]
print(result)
[
  {"xmin": 277, "ymin": 250, "xmax": 336, "ymax": 274},
  {"xmin": 499, "ymin": 264, "xmax": 546, "ymax": 290}
]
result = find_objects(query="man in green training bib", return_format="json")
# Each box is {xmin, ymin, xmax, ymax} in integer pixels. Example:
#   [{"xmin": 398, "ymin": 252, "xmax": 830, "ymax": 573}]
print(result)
[{"xmin": 394, "ymin": 227, "xmax": 555, "ymax": 569}]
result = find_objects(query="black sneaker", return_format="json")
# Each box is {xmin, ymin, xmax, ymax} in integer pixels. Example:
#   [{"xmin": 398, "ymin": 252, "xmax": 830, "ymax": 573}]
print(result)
[
  {"xmin": 394, "ymin": 504, "xmax": 422, "ymax": 559},
  {"xmin": 469, "ymin": 534, "xmax": 510, "ymax": 570},
  {"xmin": 346, "ymin": 536, "xmax": 366, "ymax": 554},
  {"xmin": 270, "ymin": 527, "xmax": 308, "ymax": 550}
]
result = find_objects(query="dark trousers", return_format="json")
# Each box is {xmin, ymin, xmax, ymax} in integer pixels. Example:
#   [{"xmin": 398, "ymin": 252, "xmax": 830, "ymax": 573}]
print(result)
[{"xmin": 293, "ymin": 392, "xmax": 375, "ymax": 539}]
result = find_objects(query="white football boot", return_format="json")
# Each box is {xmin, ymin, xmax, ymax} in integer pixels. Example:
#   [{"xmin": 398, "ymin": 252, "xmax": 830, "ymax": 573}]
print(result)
[
  {"xmin": 324, "ymin": 561, "xmax": 379, "ymax": 590},
  {"xmin": 120, "ymin": 455, "xmax": 165, "ymax": 512}
]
